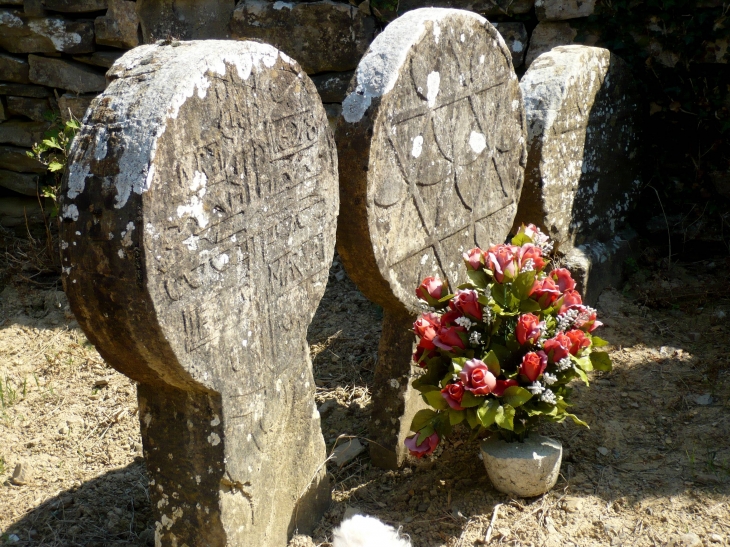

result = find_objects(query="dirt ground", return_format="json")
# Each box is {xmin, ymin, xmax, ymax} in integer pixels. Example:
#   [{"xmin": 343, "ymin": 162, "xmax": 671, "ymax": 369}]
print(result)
[{"xmin": 1, "ymin": 246, "xmax": 729, "ymax": 547}]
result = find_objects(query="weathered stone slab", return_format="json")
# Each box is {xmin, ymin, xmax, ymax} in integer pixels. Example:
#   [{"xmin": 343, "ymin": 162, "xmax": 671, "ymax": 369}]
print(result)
[
  {"xmin": 0, "ymin": 196, "xmax": 46, "ymax": 227},
  {"xmin": 311, "ymin": 71, "xmax": 354, "ymax": 104},
  {"xmin": 6, "ymin": 96, "xmax": 50, "ymax": 121},
  {"xmin": 95, "ymin": 0, "xmax": 139, "ymax": 48},
  {"xmin": 0, "ymin": 101, "xmax": 5, "ymax": 121},
  {"xmin": 492, "ymin": 22, "xmax": 528, "ymax": 68},
  {"xmin": 60, "ymin": 40, "xmax": 337, "ymax": 546},
  {"xmin": 535, "ymin": 0, "xmax": 596, "ymax": 21},
  {"xmin": 0, "ymin": 83, "xmax": 52, "ymax": 98},
  {"xmin": 524, "ymin": 21, "xmax": 577, "ymax": 67},
  {"xmin": 513, "ymin": 46, "xmax": 641, "ymax": 249},
  {"xmin": 0, "ymin": 10, "xmax": 95, "ymax": 54},
  {"xmin": 0, "ymin": 145, "xmax": 46, "ymax": 172},
  {"xmin": 44, "ymin": 0, "xmax": 108, "ymax": 12},
  {"xmin": 24, "ymin": 0, "xmax": 45, "ymax": 17},
  {"xmin": 73, "ymin": 50, "xmax": 124, "ymax": 68},
  {"xmin": 0, "ymin": 53, "xmax": 31, "ymax": 84},
  {"xmin": 0, "ymin": 168, "xmax": 40, "ymax": 195},
  {"xmin": 28, "ymin": 55, "xmax": 106, "ymax": 93},
  {"xmin": 230, "ymin": 0, "xmax": 377, "ymax": 74},
  {"xmin": 57, "ymin": 93, "xmax": 95, "ymax": 121},
  {"xmin": 336, "ymin": 8, "xmax": 526, "ymax": 468},
  {"xmin": 0, "ymin": 120, "xmax": 49, "ymax": 147},
  {"xmin": 398, "ymin": 0, "xmax": 534, "ymax": 16},
  {"xmin": 137, "ymin": 0, "xmax": 235, "ymax": 41}
]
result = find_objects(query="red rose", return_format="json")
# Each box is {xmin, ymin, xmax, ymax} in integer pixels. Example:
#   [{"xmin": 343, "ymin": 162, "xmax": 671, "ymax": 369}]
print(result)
[
  {"xmin": 530, "ymin": 277, "xmax": 561, "ymax": 308},
  {"xmin": 558, "ymin": 289, "xmax": 583, "ymax": 314},
  {"xmin": 441, "ymin": 382, "xmax": 465, "ymax": 410},
  {"xmin": 440, "ymin": 308, "xmax": 463, "ymax": 326},
  {"xmin": 463, "ymin": 247, "xmax": 485, "ymax": 271},
  {"xmin": 459, "ymin": 358, "xmax": 497, "ymax": 395},
  {"xmin": 516, "ymin": 313, "xmax": 543, "ymax": 345},
  {"xmin": 404, "ymin": 432, "xmax": 439, "ymax": 459},
  {"xmin": 486, "ymin": 244, "xmax": 519, "ymax": 283},
  {"xmin": 573, "ymin": 305, "xmax": 603, "ymax": 332},
  {"xmin": 413, "ymin": 313, "xmax": 440, "ymax": 349},
  {"xmin": 550, "ymin": 268, "xmax": 576, "ymax": 292},
  {"xmin": 450, "ymin": 289, "xmax": 482, "ymax": 320},
  {"xmin": 493, "ymin": 379, "xmax": 519, "ymax": 396},
  {"xmin": 543, "ymin": 333, "xmax": 571, "ymax": 363},
  {"xmin": 519, "ymin": 351, "xmax": 548, "ymax": 382},
  {"xmin": 433, "ymin": 326, "xmax": 466, "ymax": 351},
  {"xmin": 519, "ymin": 244, "xmax": 545, "ymax": 271},
  {"xmin": 412, "ymin": 345, "xmax": 438, "ymax": 367},
  {"xmin": 416, "ymin": 276, "xmax": 446, "ymax": 306},
  {"xmin": 565, "ymin": 329, "xmax": 590, "ymax": 355}
]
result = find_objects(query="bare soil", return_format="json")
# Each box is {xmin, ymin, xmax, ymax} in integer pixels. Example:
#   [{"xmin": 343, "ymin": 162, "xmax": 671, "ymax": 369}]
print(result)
[{"xmin": 1, "ymin": 252, "xmax": 729, "ymax": 547}]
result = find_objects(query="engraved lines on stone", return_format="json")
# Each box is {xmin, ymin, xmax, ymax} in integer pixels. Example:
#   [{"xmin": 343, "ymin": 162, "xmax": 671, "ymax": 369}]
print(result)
[{"xmin": 383, "ymin": 79, "xmax": 515, "ymax": 288}]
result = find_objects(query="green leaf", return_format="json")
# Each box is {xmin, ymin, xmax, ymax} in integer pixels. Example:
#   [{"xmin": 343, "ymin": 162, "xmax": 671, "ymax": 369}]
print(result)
[
  {"xmin": 42, "ymin": 138, "xmax": 62, "ymax": 150},
  {"xmin": 511, "ymin": 270, "xmax": 536, "ymax": 301},
  {"xmin": 519, "ymin": 298, "xmax": 542, "ymax": 312},
  {"xmin": 565, "ymin": 413, "xmax": 589, "ymax": 427},
  {"xmin": 477, "ymin": 399, "xmax": 500, "ymax": 427},
  {"xmin": 423, "ymin": 390, "xmax": 448, "ymax": 410},
  {"xmin": 48, "ymin": 161, "xmax": 65, "ymax": 172},
  {"xmin": 449, "ymin": 410, "xmax": 465, "ymax": 425},
  {"xmin": 490, "ymin": 343, "xmax": 511, "ymax": 362},
  {"xmin": 466, "ymin": 269, "xmax": 489, "ymax": 289},
  {"xmin": 410, "ymin": 409, "xmax": 437, "ymax": 432},
  {"xmin": 482, "ymin": 350, "xmax": 501, "ymax": 376},
  {"xmin": 417, "ymin": 425, "xmax": 435, "ymax": 444},
  {"xmin": 591, "ymin": 336, "xmax": 609, "ymax": 347},
  {"xmin": 501, "ymin": 386, "xmax": 533, "ymax": 408},
  {"xmin": 466, "ymin": 408, "xmax": 480, "ymax": 429},
  {"xmin": 26, "ymin": 150, "xmax": 36, "ymax": 158},
  {"xmin": 590, "ymin": 351, "xmax": 613, "ymax": 372},
  {"xmin": 494, "ymin": 404, "xmax": 515, "ymax": 430},
  {"xmin": 511, "ymin": 232, "xmax": 531, "ymax": 246},
  {"xmin": 492, "ymin": 283, "xmax": 508, "ymax": 307},
  {"xmin": 459, "ymin": 391, "xmax": 482, "ymax": 408},
  {"xmin": 574, "ymin": 365, "xmax": 590, "ymax": 386}
]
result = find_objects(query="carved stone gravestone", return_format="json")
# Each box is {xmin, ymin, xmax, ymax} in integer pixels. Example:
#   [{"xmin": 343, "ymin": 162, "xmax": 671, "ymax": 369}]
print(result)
[
  {"xmin": 513, "ymin": 45, "xmax": 641, "ymax": 302},
  {"xmin": 59, "ymin": 41, "xmax": 338, "ymax": 546},
  {"xmin": 336, "ymin": 8, "xmax": 527, "ymax": 469}
]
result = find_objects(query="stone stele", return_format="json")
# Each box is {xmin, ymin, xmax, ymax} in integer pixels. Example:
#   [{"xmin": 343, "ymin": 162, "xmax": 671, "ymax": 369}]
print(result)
[
  {"xmin": 59, "ymin": 40, "xmax": 338, "ymax": 546},
  {"xmin": 513, "ymin": 45, "xmax": 642, "ymax": 250},
  {"xmin": 336, "ymin": 8, "xmax": 526, "ymax": 469}
]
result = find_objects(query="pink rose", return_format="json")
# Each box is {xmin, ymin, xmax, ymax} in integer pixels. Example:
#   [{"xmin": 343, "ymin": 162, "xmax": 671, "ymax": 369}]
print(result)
[
  {"xmin": 463, "ymin": 247, "xmax": 485, "ymax": 271},
  {"xmin": 450, "ymin": 289, "xmax": 482, "ymax": 320},
  {"xmin": 519, "ymin": 351, "xmax": 548, "ymax": 382},
  {"xmin": 415, "ymin": 276, "xmax": 446, "ymax": 306},
  {"xmin": 558, "ymin": 289, "xmax": 583, "ymax": 314},
  {"xmin": 493, "ymin": 379, "xmax": 519, "ymax": 396},
  {"xmin": 413, "ymin": 313, "xmax": 440, "ymax": 349},
  {"xmin": 433, "ymin": 326, "xmax": 466, "ymax": 351},
  {"xmin": 573, "ymin": 305, "xmax": 603, "ymax": 332},
  {"xmin": 486, "ymin": 244, "xmax": 519, "ymax": 283},
  {"xmin": 459, "ymin": 358, "xmax": 497, "ymax": 395},
  {"xmin": 543, "ymin": 333, "xmax": 571, "ymax": 363},
  {"xmin": 550, "ymin": 268, "xmax": 576, "ymax": 292},
  {"xmin": 565, "ymin": 329, "xmax": 590, "ymax": 355},
  {"xmin": 519, "ymin": 244, "xmax": 545, "ymax": 271},
  {"xmin": 516, "ymin": 313, "xmax": 542, "ymax": 345},
  {"xmin": 404, "ymin": 432, "xmax": 439, "ymax": 458},
  {"xmin": 530, "ymin": 277, "xmax": 561, "ymax": 308},
  {"xmin": 441, "ymin": 382, "xmax": 465, "ymax": 410}
]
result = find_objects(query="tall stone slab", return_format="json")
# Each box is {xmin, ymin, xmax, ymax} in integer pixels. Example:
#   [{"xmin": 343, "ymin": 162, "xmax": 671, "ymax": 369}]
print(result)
[
  {"xmin": 513, "ymin": 46, "xmax": 641, "ymax": 300},
  {"xmin": 336, "ymin": 8, "xmax": 526, "ymax": 469},
  {"xmin": 59, "ymin": 41, "xmax": 338, "ymax": 546}
]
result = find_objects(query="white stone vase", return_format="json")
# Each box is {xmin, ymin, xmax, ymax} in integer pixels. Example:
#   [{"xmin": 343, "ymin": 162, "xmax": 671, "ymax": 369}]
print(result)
[{"xmin": 480, "ymin": 434, "xmax": 562, "ymax": 497}]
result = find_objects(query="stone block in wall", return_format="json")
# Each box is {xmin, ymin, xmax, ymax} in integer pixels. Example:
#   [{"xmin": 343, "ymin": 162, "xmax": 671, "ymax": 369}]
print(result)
[
  {"xmin": 24, "ymin": 0, "xmax": 45, "ymax": 17},
  {"xmin": 230, "ymin": 0, "xmax": 377, "ymax": 74},
  {"xmin": 136, "ymin": 0, "xmax": 235, "ymax": 41},
  {"xmin": 0, "ymin": 100, "xmax": 5, "ymax": 121},
  {"xmin": 0, "ymin": 120, "xmax": 49, "ymax": 147},
  {"xmin": 0, "ymin": 196, "xmax": 46, "ymax": 227},
  {"xmin": 58, "ymin": 93, "xmax": 95, "ymax": 121},
  {"xmin": 0, "ymin": 10, "xmax": 95, "ymax": 54},
  {"xmin": 525, "ymin": 21, "xmax": 577, "ymax": 67},
  {"xmin": 95, "ymin": 0, "xmax": 139, "ymax": 48},
  {"xmin": 29, "ymin": 55, "xmax": 106, "ymax": 93},
  {"xmin": 44, "ymin": 0, "xmax": 108, "ymax": 12},
  {"xmin": 73, "ymin": 50, "xmax": 123, "ymax": 68},
  {"xmin": 311, "ymin": 71, "xmax": 354, "ymax": 103},
  {"xmin": 0, "ymin": 83, "xmax": 51, "ymax": 98},
  {"xmin": 397, "ymin": 0, "xmax": 534, "ymax": 16},
  {"xmin": 535, "ymin": 0, "xmax": 596, "ymax": 21},
  {"xmin": 0, "ymin": 145, "xmax": 45, "ymax": 173},
  {"xmin": 0, "ymin": 169, "xmax": 40, "ymax": 196},
  {"xmin": 6, "ymin": 96, "xmax": 51, "ymax": 121},
  {"xmin": 492, "ymin": 22, "xmax": 528, "ymax": 68},
  {"xmin": 0, "ymin": 53, "xmax": 31, "ymax": 84}
]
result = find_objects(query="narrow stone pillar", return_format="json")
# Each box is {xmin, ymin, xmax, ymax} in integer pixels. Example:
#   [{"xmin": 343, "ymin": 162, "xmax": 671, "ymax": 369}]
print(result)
[
  {"xmin": 60, "ymin": 41, "xmax": 338, "ymax": 546},
  {"xmin": 335, "ymin": 8, "xmax": 527, "ymax": 468}
]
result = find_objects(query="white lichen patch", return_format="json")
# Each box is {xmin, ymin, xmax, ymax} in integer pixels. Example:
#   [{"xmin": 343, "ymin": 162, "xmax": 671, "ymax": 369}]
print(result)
[
  {"xmin": 411, "ymin": 135, "xmax": 424, "ymax": 158},
  {"xmin": 61, "ymin": 204, "xmax": 79, "ymax": 221},
  {"xmin": 426, "ymin": 71, "xmax": 440, "ymax": 108},
  {"xmin": 468, "ymin": 131, "xmax": 486, "ymax": 154},
  {"xmin": 176, "ymin": 171, "xmax": 208, "ymax": 229},
  {"xmin": 207, "ymin": 432, "xmax": 221, "ymax": 446}
]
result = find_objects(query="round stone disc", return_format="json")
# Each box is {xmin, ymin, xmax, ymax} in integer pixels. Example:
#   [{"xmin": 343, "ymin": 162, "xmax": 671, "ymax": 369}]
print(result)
[{"xmin": 336, "ymin": 8, "xmax": 526, "ymax": 314}]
